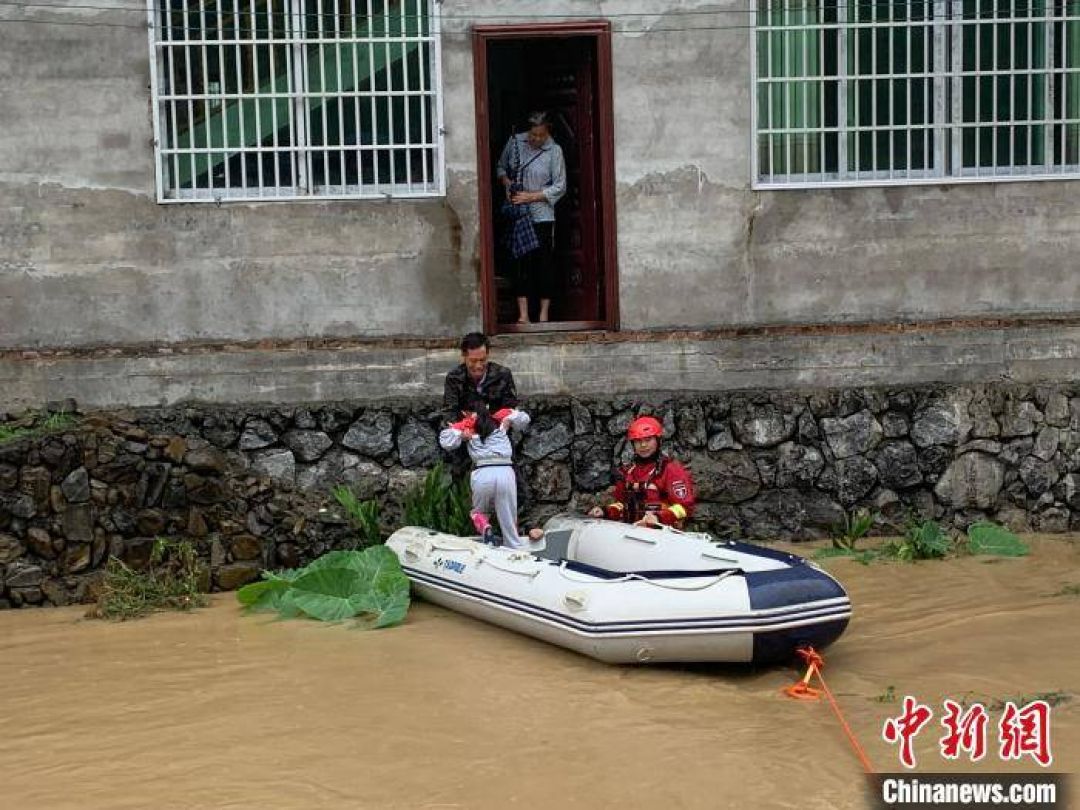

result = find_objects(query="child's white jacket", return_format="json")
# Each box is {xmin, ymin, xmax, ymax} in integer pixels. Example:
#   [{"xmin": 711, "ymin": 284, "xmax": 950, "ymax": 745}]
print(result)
[{"xmin": 438, "ymin": 409, "xmax": 530, "ymax": 465}]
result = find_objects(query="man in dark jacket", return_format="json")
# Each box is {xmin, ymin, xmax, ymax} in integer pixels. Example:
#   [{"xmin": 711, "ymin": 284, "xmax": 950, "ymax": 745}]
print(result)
[{"xmin": 442, "ymin": 332, "xmax": 519, "ymax": 425}]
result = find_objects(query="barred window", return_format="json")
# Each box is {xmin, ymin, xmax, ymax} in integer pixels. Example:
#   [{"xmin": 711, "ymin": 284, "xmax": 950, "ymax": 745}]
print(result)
[
  {"xmin": 753, "ymin": 0, "xmax": 1080, "ymax": 187},
  {"xmin": 148, "ymin": 0, "xmax": 443, "ymax": 202}
]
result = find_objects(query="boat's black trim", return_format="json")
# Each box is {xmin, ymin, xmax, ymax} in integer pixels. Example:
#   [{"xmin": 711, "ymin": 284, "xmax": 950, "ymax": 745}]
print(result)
[
  {"xmin": 746, "ymin": 564, "xmax": 848, "ymax": 611},
  {"xmin": 751, "ymin": 619, "xmax": 851, "ymax": 665},
  {"xmin": 720, "ymin": 540, "xmax": 805, "ymax": 564}
]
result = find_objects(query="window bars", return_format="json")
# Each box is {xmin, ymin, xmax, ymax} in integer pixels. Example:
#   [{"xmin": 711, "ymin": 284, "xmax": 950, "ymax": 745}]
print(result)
[
  {"xmin": 147, "ymin": 0, "xmax": 444, "ymax": 202},
  {"xmin": 753, "ymin": 0, "xmax": 1080, "ymax": 187}
]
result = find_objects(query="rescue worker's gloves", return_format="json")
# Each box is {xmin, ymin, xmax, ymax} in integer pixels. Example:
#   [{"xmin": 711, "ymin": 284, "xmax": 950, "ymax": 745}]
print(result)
[
  {"xmin": 605, "ymin": 502, "xmax": 625, "ymax": 521},
  {"xmin": 657, "ymin": 504, "xmax": 688, "ymax": 526}
]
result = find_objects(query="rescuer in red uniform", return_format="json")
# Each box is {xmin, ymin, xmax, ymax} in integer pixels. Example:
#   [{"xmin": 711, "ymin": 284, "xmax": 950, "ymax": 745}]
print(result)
[{"xmin": 589, "ymin": 416, "xmax": 696, "ymax": 529}]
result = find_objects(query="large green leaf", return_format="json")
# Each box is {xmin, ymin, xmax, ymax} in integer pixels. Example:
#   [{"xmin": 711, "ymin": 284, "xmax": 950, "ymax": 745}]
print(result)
[
  {"xmin": 276, "ymin": 588, "xmax": 304, "ymax": 620},
  {"xmin": 265, "ymin": 568, "xmax": 300, "ymax": 583},
  {"xmin": 302, "ymin": 550, "xmax": 364, "ymax": 573},
  {"xmin": 289, "ymin": 567, "xmax": 373, "ymax": 622},
  {"xmin": 967, "ymin": 522, "xmax": 1030, "ymax": 557},
  {"xmin": 236, "ymin": 578, "xmax": 290, "ymax": 610},
  {"xmin": 352, "ymin": 544, "xmax": 402, "ymax": 580},
  {"xmin": 356, "ymin": 570, "xmax": 412, "ymax": 629},
  {"xmin": 237, "ymin": 545, "xmax": 412, "ymax": 626}
]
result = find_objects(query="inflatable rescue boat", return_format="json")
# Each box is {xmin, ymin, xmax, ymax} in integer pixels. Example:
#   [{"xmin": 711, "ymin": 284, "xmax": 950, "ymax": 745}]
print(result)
[{"xmin": 386, "ymin": 514, "xmax": 851, "ymax": 665}]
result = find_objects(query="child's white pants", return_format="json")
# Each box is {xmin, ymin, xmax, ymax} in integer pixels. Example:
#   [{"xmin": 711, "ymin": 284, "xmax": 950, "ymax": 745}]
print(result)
[{"xmin": 470, "ymin": 465, "xmax": 524, "ymax": 548}]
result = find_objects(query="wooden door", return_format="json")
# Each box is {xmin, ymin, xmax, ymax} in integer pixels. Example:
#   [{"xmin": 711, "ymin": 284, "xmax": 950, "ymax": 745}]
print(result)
[
  {"xmin": 530, "ymin": 40, "xmax": 601, "ymax": 322},
  {"xmin": 473, "ymin": 22, "xmax": 618, "ymax": 334}
]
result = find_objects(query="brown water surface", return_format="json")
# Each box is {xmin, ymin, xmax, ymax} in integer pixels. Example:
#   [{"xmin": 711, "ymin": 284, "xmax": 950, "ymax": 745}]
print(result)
[{"xmin": 2, "ymin": 536, "xmax": 1077, "ymax": 809}]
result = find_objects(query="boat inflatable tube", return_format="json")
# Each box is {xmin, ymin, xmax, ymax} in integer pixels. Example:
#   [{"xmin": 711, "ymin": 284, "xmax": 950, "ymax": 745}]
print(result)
[{"xmin": 386, "ymin": 514, "xmax": 851, "ymax": 665}]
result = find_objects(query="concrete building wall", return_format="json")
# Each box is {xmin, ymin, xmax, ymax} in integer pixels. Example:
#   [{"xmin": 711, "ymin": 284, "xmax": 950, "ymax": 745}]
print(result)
[{"xmin": 1, "ymin": 1, "xmax": 1079, "ymax": 352}]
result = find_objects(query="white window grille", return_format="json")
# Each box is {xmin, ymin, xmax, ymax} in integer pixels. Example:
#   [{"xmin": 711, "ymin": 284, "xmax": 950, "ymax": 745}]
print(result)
[
  {"xmin": 147, "ymin": 0, "xmax": 444, "ymax": 202},
  {"xmin": 752, "ymin": 0, "xmax": 1080, "ymax": 187}
]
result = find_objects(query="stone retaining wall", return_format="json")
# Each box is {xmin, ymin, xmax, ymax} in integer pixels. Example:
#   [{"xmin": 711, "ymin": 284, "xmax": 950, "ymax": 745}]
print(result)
[{"xmin": 2, "ymin": 382, "xmax": 1079, "ymax": 608}]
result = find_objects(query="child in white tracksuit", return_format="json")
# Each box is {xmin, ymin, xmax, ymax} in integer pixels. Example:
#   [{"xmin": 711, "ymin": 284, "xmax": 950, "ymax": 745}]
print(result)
[{"xmin": 438, "ymin": 402, "xmax": 541, "ymax": 549}]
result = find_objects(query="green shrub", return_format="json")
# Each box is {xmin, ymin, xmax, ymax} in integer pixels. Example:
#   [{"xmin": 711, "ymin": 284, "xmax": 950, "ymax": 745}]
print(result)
[{"xmin": 882, "ymin": 518, "xmax": 953, "ymax": 561}]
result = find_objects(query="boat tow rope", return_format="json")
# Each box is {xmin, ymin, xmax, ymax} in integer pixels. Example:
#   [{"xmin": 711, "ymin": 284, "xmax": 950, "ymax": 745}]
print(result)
[{"xmin": 783, "ymin": 646, "xmax": 876, "ymax": 774}]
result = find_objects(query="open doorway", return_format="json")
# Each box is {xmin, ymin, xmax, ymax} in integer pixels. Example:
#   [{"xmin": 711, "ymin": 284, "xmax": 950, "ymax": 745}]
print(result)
[{"xmin": 473, "ymin": 22, "xmax": 618, "ymax": 334}]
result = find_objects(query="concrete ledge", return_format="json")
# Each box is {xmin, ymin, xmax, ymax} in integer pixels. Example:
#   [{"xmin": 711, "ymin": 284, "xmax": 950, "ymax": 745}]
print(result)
[{"xmin": 3, "ymin": 323, "xmax": 1080, "ymax": 409}]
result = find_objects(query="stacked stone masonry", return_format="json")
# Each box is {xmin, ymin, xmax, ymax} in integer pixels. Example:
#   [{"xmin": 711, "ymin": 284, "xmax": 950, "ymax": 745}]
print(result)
[{"xmin": 2, "ymin": 382, "xmax": 1080, "ymax": 608}]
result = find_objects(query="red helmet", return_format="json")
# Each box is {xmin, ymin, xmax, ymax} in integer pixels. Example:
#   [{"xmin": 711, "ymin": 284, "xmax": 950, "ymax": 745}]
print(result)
[{"xmin": 627, "ymin": 416, "xmax": 663, "ymax": 441}]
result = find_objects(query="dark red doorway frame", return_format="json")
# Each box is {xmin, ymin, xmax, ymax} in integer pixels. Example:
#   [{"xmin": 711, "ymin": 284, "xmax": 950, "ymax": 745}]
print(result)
[{"xmin": 472, "ymin": 21, "xmax": 619, "ymax": 335}]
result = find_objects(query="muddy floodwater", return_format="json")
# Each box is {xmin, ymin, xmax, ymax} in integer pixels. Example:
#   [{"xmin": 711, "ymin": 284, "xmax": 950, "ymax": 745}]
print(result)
[{"xmin": 2, "ymin": 536, "xmax": 1077, "ymax": 809}]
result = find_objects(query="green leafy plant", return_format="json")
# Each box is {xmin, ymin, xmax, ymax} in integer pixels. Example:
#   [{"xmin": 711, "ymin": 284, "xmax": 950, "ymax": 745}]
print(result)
[
  {"xmin": 332, "ymin": 485, "xmax": 382, "ymax": 548},
  {"xmin": 815, "ymin": 517, "xmax": 1029, "ymax": 566},
  {"xmin": 402, "ymin": 462, "xmax": 472, "ymax": 536},
  {"xmin": 963, "ymin": 521, "xmax": 1029, "ymax": 557},
  {"xmin": 882, "ymin": 518, "xmax": 953, "ymax": 561},
  {"xmin": 830, "ymin": 508, "xmax": 876, "ymax": 551},
  {"xmin": 1051, "ymin": 583, "xmax": 1080, "ymax": 597},
  {"xmin": 89, "ymin": 538, "xmax": 207, "ymax": 620},
  {"xmin": 236, "ymin": 545, "xmax": 410, "ymax": 628}
]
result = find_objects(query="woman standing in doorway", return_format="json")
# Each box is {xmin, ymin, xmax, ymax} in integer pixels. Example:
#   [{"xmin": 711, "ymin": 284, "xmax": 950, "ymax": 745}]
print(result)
[{"xmin": 496, "ymin": 111, "xmax": 567, "ymax": 325}]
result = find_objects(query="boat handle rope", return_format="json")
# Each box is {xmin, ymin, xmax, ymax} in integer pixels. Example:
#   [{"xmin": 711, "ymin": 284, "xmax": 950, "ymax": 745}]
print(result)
[
  {"xmin": 427, "ymin": 540, "xmax": 479, "ymax": 555},
  {"xmin": 557, "ymin": 564, "xmax": 739, "ymax": 591},
  {"xmin": 476, "ymin": 555, "xmax": 544, "ymax": 579}
]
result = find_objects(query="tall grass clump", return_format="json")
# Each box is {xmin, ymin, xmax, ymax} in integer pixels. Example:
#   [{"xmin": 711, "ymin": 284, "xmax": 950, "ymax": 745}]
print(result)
[
  {"xmin": 403, "ymin": 462, "xmax": 472, "ymax": 536},
  {"xmin": 831, "ymin": 508, "xmax": 876, "ymax": 551},
  {"xmin": 89, "ymin": 538, "xmax": 207, "ymax": 620},
  {"xmin": 332, "ymin": 485, "xmax": 383, "ymax": 548},
  {"xmin": 814, "ymin": 508, "xmax": 878, "ymax": 562}
]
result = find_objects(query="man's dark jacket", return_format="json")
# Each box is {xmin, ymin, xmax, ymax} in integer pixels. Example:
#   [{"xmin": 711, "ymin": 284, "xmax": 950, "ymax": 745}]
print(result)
[{"xmin": 442, "ymin": 361, "xmax": 519, "ymax": 424}]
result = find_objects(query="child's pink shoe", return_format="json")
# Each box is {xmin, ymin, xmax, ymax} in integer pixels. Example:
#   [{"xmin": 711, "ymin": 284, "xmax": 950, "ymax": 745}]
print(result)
[
  {"xmin": 471, "ymin": 511, "xmax": 500, "ymax": 545},
  {"xmin": 471, "ymin": 511, "xmax": 490, "ymax": 534}
]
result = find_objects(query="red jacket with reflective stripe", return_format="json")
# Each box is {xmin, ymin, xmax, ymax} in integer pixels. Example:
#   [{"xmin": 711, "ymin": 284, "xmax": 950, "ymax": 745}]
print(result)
[{"xmin": 606, "ymin": 456, "xmax": 696, "ymax": 528}]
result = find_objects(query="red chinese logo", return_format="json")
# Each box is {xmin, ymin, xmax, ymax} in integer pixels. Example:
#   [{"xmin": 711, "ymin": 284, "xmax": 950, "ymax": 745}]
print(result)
[
  {"xmin": 882, "ymin": 696, "xmax": 934, "ymax": 768},
  {"xmin": 998, "ymin": 700, "xmax": 1053, "ymax": 767},
  {"xmin": 883, "ymin": 696, "xmax": 1054, "ymax": 769},
  {"xmin": 940, "ymin": 699, "xmax": 989, "ymax": 762}
]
